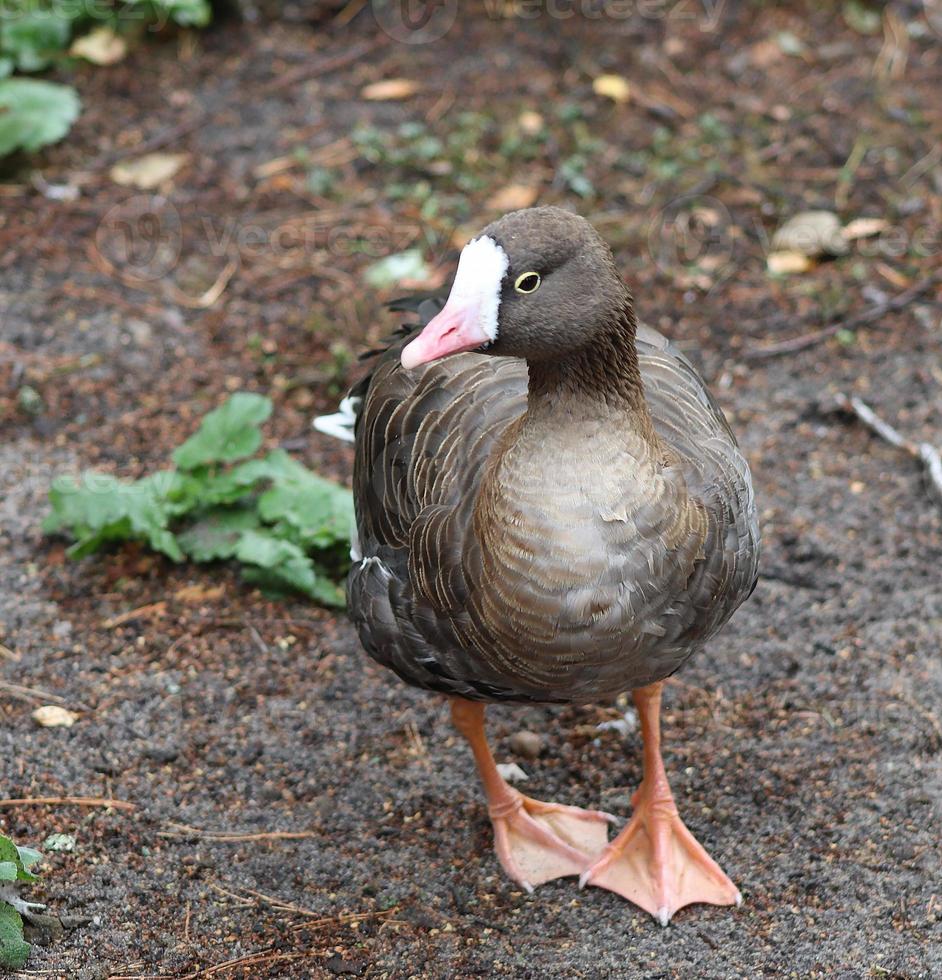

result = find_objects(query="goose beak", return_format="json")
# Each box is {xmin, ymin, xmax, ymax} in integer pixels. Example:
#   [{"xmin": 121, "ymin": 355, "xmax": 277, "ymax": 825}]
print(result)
[
  {"xmin": 399, "ymin": 234, "xmax": 507, "ymax": 369},
  {"xmin": 400, "ymin": 302, "xmax": 491, "ymax": 370}
]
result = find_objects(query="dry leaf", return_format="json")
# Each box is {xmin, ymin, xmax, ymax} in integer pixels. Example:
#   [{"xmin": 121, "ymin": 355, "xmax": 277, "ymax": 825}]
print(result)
[
  {"xmin": 174, "ymin": 583, "xmax": 225, "ymax": 604},
  {"xmin": 361, "ymin": 79, "xmax": 419, "ymax": 101},
  {"xmin": 750, "ymin": 40, "xmax": 783, "ymax": 68},
  {"xmin": 110, "ymin": 152, "xmax": 189, "ymax": 190},
  {"xmin": 772, "ymin": 211, "xmax": 849, "ymax": 257},
  {"xmin": 842, "ymin": 217, "xmax": 888, "ymax": 240},
  {"xmin": 518, "ymin": 110, "xmax": 544, "ymax": 135},
  {"xmin": 767, "ymin": 250, "xmax": 813, "ymax": 275},
  {"xmin": 874, "ymin": 262, "xmax": 910, "ymax": 289},
  {"xmin": 70, "ymin": 26, "xmax": 127, "ymax": 66},
  {"xmin": 486, "ymin": 184, "xmax": 539, "ymax": 211},
  {"xmin": 252, "ymin": 156, "xmax": 297, "ymax": 180},
  {"xmin": 592, "ymin": 74, "xmax": 631, "ymax": 103},
  {"xmin": 32, "ymin": 705, "xmax": 78, "ymax": 728}
]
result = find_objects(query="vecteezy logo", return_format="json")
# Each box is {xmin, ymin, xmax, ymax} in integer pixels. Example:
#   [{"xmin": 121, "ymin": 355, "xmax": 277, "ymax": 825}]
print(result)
[
  {"xmin": 95, "ymin": 195, "xmax": 182, "ymax": 283},
  {"xmin": 371, "ymin": 0, "xmax": 458, "ymax": 44},
  {"xmin": 647, "ymin": 194, "xmax": 735, "ymax": 286}
]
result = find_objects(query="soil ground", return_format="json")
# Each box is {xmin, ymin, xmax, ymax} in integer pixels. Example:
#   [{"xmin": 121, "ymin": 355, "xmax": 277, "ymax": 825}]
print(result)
[{"xmin": 1, "ymin": 3, "xmax": 941, "ymax": 977}]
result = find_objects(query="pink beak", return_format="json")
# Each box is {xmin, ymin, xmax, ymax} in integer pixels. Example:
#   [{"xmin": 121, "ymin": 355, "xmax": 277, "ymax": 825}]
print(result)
[{"xmin": 400, "ymin": 301, "xmax": 491, "ymax": 370}]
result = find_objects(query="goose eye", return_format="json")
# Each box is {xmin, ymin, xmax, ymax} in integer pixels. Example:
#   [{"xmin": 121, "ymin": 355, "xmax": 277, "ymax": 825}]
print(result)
[{"xmin": 514, "ymin": 271, "xmax": 541, "ymax": 294}]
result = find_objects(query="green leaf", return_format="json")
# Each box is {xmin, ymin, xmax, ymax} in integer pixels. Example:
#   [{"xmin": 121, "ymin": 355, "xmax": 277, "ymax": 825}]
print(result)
[
  {"xmin": 254, "ymin": 450, "xmax": 354, "ymax": 549},
  {"xmin": 236, "ymin": 530, "xmax": 319, "ymax": 597},
  {"xmin": 124, "ymin": 0, "xmax": 213, "ymax": 28},
  {"xmin": 0, "ymin": 838, "xmax": 21, "ymax": 869},
  {"xmin": 0, "ymin": 903, "xmax": 30, "ymax": 970},
  {"xmin": 307, "ymin": 568, "xmax": 347, "ymax": 608},
  {"xmin": 364, "ymin": 249, "xmax": 430, "ymax": 289},
  {"xmin": 236, "ymin": 529, "xmax": 310, "ymax": 570},
  {"xmin": 162, "ymin": 0, "xmax": 212, "ymax": 27},
  {"xmin": 66, "ymin": 517, "xmax": 134, "ymax": 559},
  {"xmin": 166, "ymin": 453, "xmax": 292, "ymax": 514},
  {"xmin": 44, "ymin": 393, "xmax": 349, "ymax": 607},
  {"xmin": 176, "ymin": 507, "xmax": 260, "ymax": 562},
  {"xmin": 15, "ymin": 847, "xmax": 41, "ymax": 871},
  {"xmin": 0, "ymin": 11, "xmax": 73, "ymax": 73},
  {"xmin": 172, "ymin": 393, "xmax": 272, "ymax": 471},
  {"xmin": 45, "ymin": 471, "xmax": 183, "ymax": 562},
  {"xmin": 0, "ymin": 864, "xmax": 17, "ymax": 882},
  {"xmin": 0, "ymin": 79, "xmax": 81, "ymax": 157},
  {"xmin": 0, "ymin": 57, "xmax": 13, "ymax": 79},
  {"xmin": 0, "ymin": 837, "xmax": 38, "ymax": 883}
]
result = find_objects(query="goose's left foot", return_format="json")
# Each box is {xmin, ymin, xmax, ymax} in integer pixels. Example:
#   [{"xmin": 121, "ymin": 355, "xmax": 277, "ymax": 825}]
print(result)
[
  {"xmin": 579, "ymin": 682, "xmax": 741, "ymax": 925},
  {"xmin": 578, "ymin": 781, "xmax": 740, "ymax": 924}
]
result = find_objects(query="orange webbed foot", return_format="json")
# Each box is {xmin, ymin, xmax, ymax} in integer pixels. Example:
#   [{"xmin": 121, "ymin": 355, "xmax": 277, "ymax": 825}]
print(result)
[
  {"xmin": 578, "ymin": 784, "xmax": 740, "ymax": 924},
  {"xmin": 489, "ymin": 790, "xmax": 615, "ymax": 891}
]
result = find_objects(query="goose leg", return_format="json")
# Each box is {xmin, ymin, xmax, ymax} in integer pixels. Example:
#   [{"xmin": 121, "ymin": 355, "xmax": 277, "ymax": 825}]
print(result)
[
  {"xmin": 579, "ymin": 682, "xmax": 741, "ymax": 925},
  {"xmin": 451, "ymin": 698, "xmax": 613, "ymax": 892}
]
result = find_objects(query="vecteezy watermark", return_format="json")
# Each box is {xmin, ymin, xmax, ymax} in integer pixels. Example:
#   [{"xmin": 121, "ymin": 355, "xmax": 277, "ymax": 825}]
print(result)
[
  {"xmin": 196, "ymin": 215, "xmax": 436, "ymax": 263},
  {"xmin": 369, "ymin": 0, "xmax": 725, "ymax": 40},
  {"xmin": 95, "ymin": 195, "xmax": 183, "ymax": 283},
  {"xmin": 647, "ymin": 194, "xmax": 736, "ymax": 285},
  {"xmin": 0, "ymin": 0, "xmax": 185, "ymax": 33},
  {"xmin": 94, "ymin": 200, "xmax": 451, "ymax": 285},
  {"xmin": 371, "ymin": 0, "xmax": 459, "ymax": 44},
  {"xmin": 479, "ymin": 0, "xmax": 726, "ymax": 30}
]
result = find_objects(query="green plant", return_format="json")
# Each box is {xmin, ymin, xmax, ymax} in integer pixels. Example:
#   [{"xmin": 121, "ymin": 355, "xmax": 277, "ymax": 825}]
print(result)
[
  {"xmin": 0, "ymin": 0, "xmax": 211, "ymax": 159},
  {"xmin": 0, "ymin": 77, "xmax": 80, "ymax": 156},
  {"xmin": 0, "ymin": 8, "xmax": 73, "ymax": 73},
  {"xmin": 0, "ymin": 835, "xmax": 42, "ymax": 971},
  {"xmin": 44, "ymin": 393, "xmax": 354, "ymax": 607}
]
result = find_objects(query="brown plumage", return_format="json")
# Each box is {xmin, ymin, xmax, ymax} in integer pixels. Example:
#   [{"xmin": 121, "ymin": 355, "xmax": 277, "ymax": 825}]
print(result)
[
  {"xmin": 325, "ymin": 207, "xmax": 760, "ymax": 923},
  {"xmin": 348, "ymin": 222, "xmax": 757, "ymax": 705}
]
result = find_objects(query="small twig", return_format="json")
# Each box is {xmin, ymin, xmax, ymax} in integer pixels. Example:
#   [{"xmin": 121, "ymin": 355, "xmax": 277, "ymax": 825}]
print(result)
[
  {"xmin": 333, "ymin": 0, "xmax": 367, "ymax": 26},
  {"xmin": 261, "ymin": 38, "xmax": 388, "ymax": 94},
  {"xmin": 289, "ymin": 906, "xmax": 400, "ymax": 933},
  {"xmin": 244, "ymin": 619, "xmax": 270, "ymax": 658},
  {"xmin": 746, "ymin": 275, "xmax": 940, "ymax": 359},
  {"xmin": 87, "ymin": 241, "xmax": 238, "ymax": 310},
  {"xmin": 405, "ymin": 719, "xmax": 430, "ymax": 768},
  {"xmin": 0, "ymin": 681, "xmax": 75, "ymax": 706},
  {"xmin": 835, "ymin": 393, "xmax": 942, "ymax": 509},
  {"xmin": 0, "ymin": 643, "xmax": 20, "ymax": 661},
  {"xmin": 109, "ymin": 950, "xmax": 318, "ymax": 980},
  {"xmin": 102, "ymin": 601, "xmax": 168, "ymax": 629},
  {"xmin": 159, "ymin": 821, "xmax": 318, "ymax": 842},
  {"xmin": 207, "ymin": 882, "xmax": 256, "ymax": 908},
  {"xmin": 209, "ymin": 882, "xmax": 321, "ymax": 918},
  {"xmin": 426, "ymin": 87, "xmax": 456, "ymax": 124},
  {"xmin": 0, "ymin": 796, "xmax": 135, "ymax": 811}
]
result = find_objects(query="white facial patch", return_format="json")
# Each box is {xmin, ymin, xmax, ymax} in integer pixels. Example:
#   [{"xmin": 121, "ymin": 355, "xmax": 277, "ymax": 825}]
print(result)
[{"xmin": 448, "ymin": 235, "xmax": 509, "ymax": 343}]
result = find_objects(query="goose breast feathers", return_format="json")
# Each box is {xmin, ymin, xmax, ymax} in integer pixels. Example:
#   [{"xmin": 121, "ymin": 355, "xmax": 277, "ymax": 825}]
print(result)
[{"xmin": 345, "ymin": 302, "xmax": 759, "ymax": 704}]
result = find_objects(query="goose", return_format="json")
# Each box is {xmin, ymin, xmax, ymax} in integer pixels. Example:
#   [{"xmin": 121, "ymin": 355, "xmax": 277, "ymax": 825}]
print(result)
[{"xmin": 315, "ymin": 206, "xmax": 760, "ymax": 926}]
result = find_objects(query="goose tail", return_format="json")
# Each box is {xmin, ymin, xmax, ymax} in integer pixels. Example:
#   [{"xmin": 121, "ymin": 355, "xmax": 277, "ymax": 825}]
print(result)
[{"xmin": 313, "ymin": 395, "xmax": 361, "ymax": 444}]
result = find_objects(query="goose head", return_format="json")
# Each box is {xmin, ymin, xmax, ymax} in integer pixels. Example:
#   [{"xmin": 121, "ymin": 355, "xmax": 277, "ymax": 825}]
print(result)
[{"xmin": 401, "ymin": 207, "xmax": 630, "ymax": 370}]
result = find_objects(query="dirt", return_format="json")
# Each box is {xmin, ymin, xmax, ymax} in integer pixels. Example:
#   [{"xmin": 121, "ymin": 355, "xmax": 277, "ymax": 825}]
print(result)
[{"xmin": 1, "ymin": 2, "xmax": 941, "ymax": 978}]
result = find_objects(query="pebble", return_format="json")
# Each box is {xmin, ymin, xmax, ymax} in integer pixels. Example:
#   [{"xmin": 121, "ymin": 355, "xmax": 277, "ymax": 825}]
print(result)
[{"xmin": 509, "ymin": 730, "xmax": 542, "ymax": 759}]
